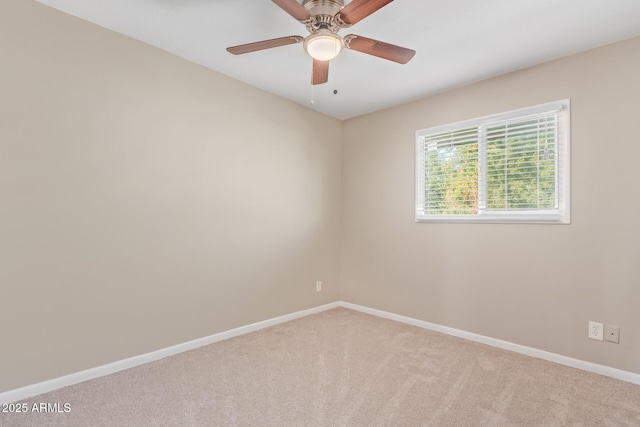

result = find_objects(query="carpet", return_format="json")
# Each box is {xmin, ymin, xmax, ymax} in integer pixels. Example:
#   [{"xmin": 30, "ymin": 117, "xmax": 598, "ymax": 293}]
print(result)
[{"xmin": 1, "ymin": 307, "xmax": 639, "ymax": 426}]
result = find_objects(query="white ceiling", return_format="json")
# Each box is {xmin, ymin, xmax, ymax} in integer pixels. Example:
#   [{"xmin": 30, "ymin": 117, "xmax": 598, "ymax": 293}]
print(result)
[{"xmin": 36, "ymin": 0, "xmax": 640, "ymax": 120}]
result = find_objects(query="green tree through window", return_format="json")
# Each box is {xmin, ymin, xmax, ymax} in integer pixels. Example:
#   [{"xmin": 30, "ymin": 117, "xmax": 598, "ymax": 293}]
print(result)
[
  {"xmin": 424, "ymin": 127, "xmax": 478, "ymax": 214},
  {"xmin": 485, "ymin": 115, "xmax": 557, "ymax": 211}
]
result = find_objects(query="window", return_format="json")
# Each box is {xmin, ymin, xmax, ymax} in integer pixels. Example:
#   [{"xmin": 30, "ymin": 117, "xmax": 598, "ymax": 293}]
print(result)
[{"xmin": 415, "ymin": 100, "xmax": 570, "ymax": 223}]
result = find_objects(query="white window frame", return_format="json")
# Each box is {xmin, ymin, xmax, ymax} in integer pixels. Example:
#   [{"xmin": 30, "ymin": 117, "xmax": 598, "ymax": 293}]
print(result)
[{"xmin": 415, "ymin": 99, "xmax": 570, "ymax": 224}]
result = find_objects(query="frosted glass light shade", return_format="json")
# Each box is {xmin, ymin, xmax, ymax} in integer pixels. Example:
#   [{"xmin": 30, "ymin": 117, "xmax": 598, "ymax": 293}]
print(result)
[{"xmin": 304, "ymin": 31, "xmax": 343, "ymax": 61}]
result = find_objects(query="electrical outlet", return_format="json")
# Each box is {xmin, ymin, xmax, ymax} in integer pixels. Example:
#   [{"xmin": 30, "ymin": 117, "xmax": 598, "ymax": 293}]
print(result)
[
  {"xmin": 588, "ymin": 321, "xmax": 603, "ymax": 341},
  {"xmin": 604, "ymin": 325, "xmax": 620, "ymax": 343},
  {"xmin": 316, "ymin": 281, "xmax": 322, "ymax": 292}
]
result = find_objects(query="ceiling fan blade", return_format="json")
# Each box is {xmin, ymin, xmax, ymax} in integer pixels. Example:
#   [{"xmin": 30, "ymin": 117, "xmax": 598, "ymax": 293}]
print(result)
[
  {"xmin": 272, "ymin": 0, "xmax": 311, "ymax": 21},
  {"xmin": 227, "ymin": 36, "xmax": 303, "ymax": 55},
  {"xmin": 344, "ymin": 35, "xmax": 415, "ymax": 64},
  {"xmin": 312, "ymin": 59, "xmax": 329, "ymax": 85},
  {"xmin": 337, "ymin": 0, "xmax": 394, "ymax": 25}
]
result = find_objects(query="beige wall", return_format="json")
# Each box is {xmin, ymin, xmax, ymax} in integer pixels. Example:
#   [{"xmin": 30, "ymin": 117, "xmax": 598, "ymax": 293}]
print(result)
[
  {"xmin": 0, "ymin": 1, "xmax": 341, "ymax": 392},
  {"xmin": 340, "ymin": 36, "xmax": 640, "ymax": 374}
]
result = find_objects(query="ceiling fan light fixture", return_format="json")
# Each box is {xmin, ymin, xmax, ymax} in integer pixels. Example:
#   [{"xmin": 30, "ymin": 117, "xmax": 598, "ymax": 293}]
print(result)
[{"xmin": 304, "ymin": 30, "xmax": 343, "ymax": 61}]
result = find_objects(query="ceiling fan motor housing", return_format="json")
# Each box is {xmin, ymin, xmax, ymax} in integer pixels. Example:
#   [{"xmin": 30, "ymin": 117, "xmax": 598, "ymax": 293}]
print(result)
[
  {"xmin": 302, "ymin": 0, "xmax": 345, "ymax": 17},
  {"xmin": 302, "ymin": 0, "xmax": 348, "ymax": 34}
]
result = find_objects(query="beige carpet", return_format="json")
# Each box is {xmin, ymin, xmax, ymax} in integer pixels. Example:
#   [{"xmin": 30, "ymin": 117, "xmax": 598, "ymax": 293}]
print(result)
[{"xmin": 2, "ymin": 307, "xmax": 640, "ymax": 426}]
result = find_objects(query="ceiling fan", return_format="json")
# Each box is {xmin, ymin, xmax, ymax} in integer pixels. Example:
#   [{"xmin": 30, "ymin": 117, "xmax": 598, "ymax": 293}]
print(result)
[{"xmin": 226, "ymin": 0, "xmax": 416, "ymax": 85}]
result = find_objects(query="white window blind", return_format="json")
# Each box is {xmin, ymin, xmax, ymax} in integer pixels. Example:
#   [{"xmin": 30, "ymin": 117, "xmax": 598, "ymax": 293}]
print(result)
[{"xmin": 415, "ymin": 100, "xmax": 570, "ymax": 223}]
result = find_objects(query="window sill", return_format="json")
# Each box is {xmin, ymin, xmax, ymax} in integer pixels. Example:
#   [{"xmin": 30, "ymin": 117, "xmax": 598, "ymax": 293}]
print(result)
[{"xmin": 415, "ymin": 213, "xmax": 570, "ymax": 224}]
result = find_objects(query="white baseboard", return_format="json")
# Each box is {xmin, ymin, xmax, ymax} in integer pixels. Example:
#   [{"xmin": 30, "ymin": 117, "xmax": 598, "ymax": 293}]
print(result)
[
  {"xmin": 2, "ymin": 300, "xmax": 638, "ymax": 404},
  {"xmin": 0, "ymin": 302, "xmax": 340, "ymax": 405},
  {"xmin": 338, "ymin": 301, "xmax": 640, "ymax": 386}
]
